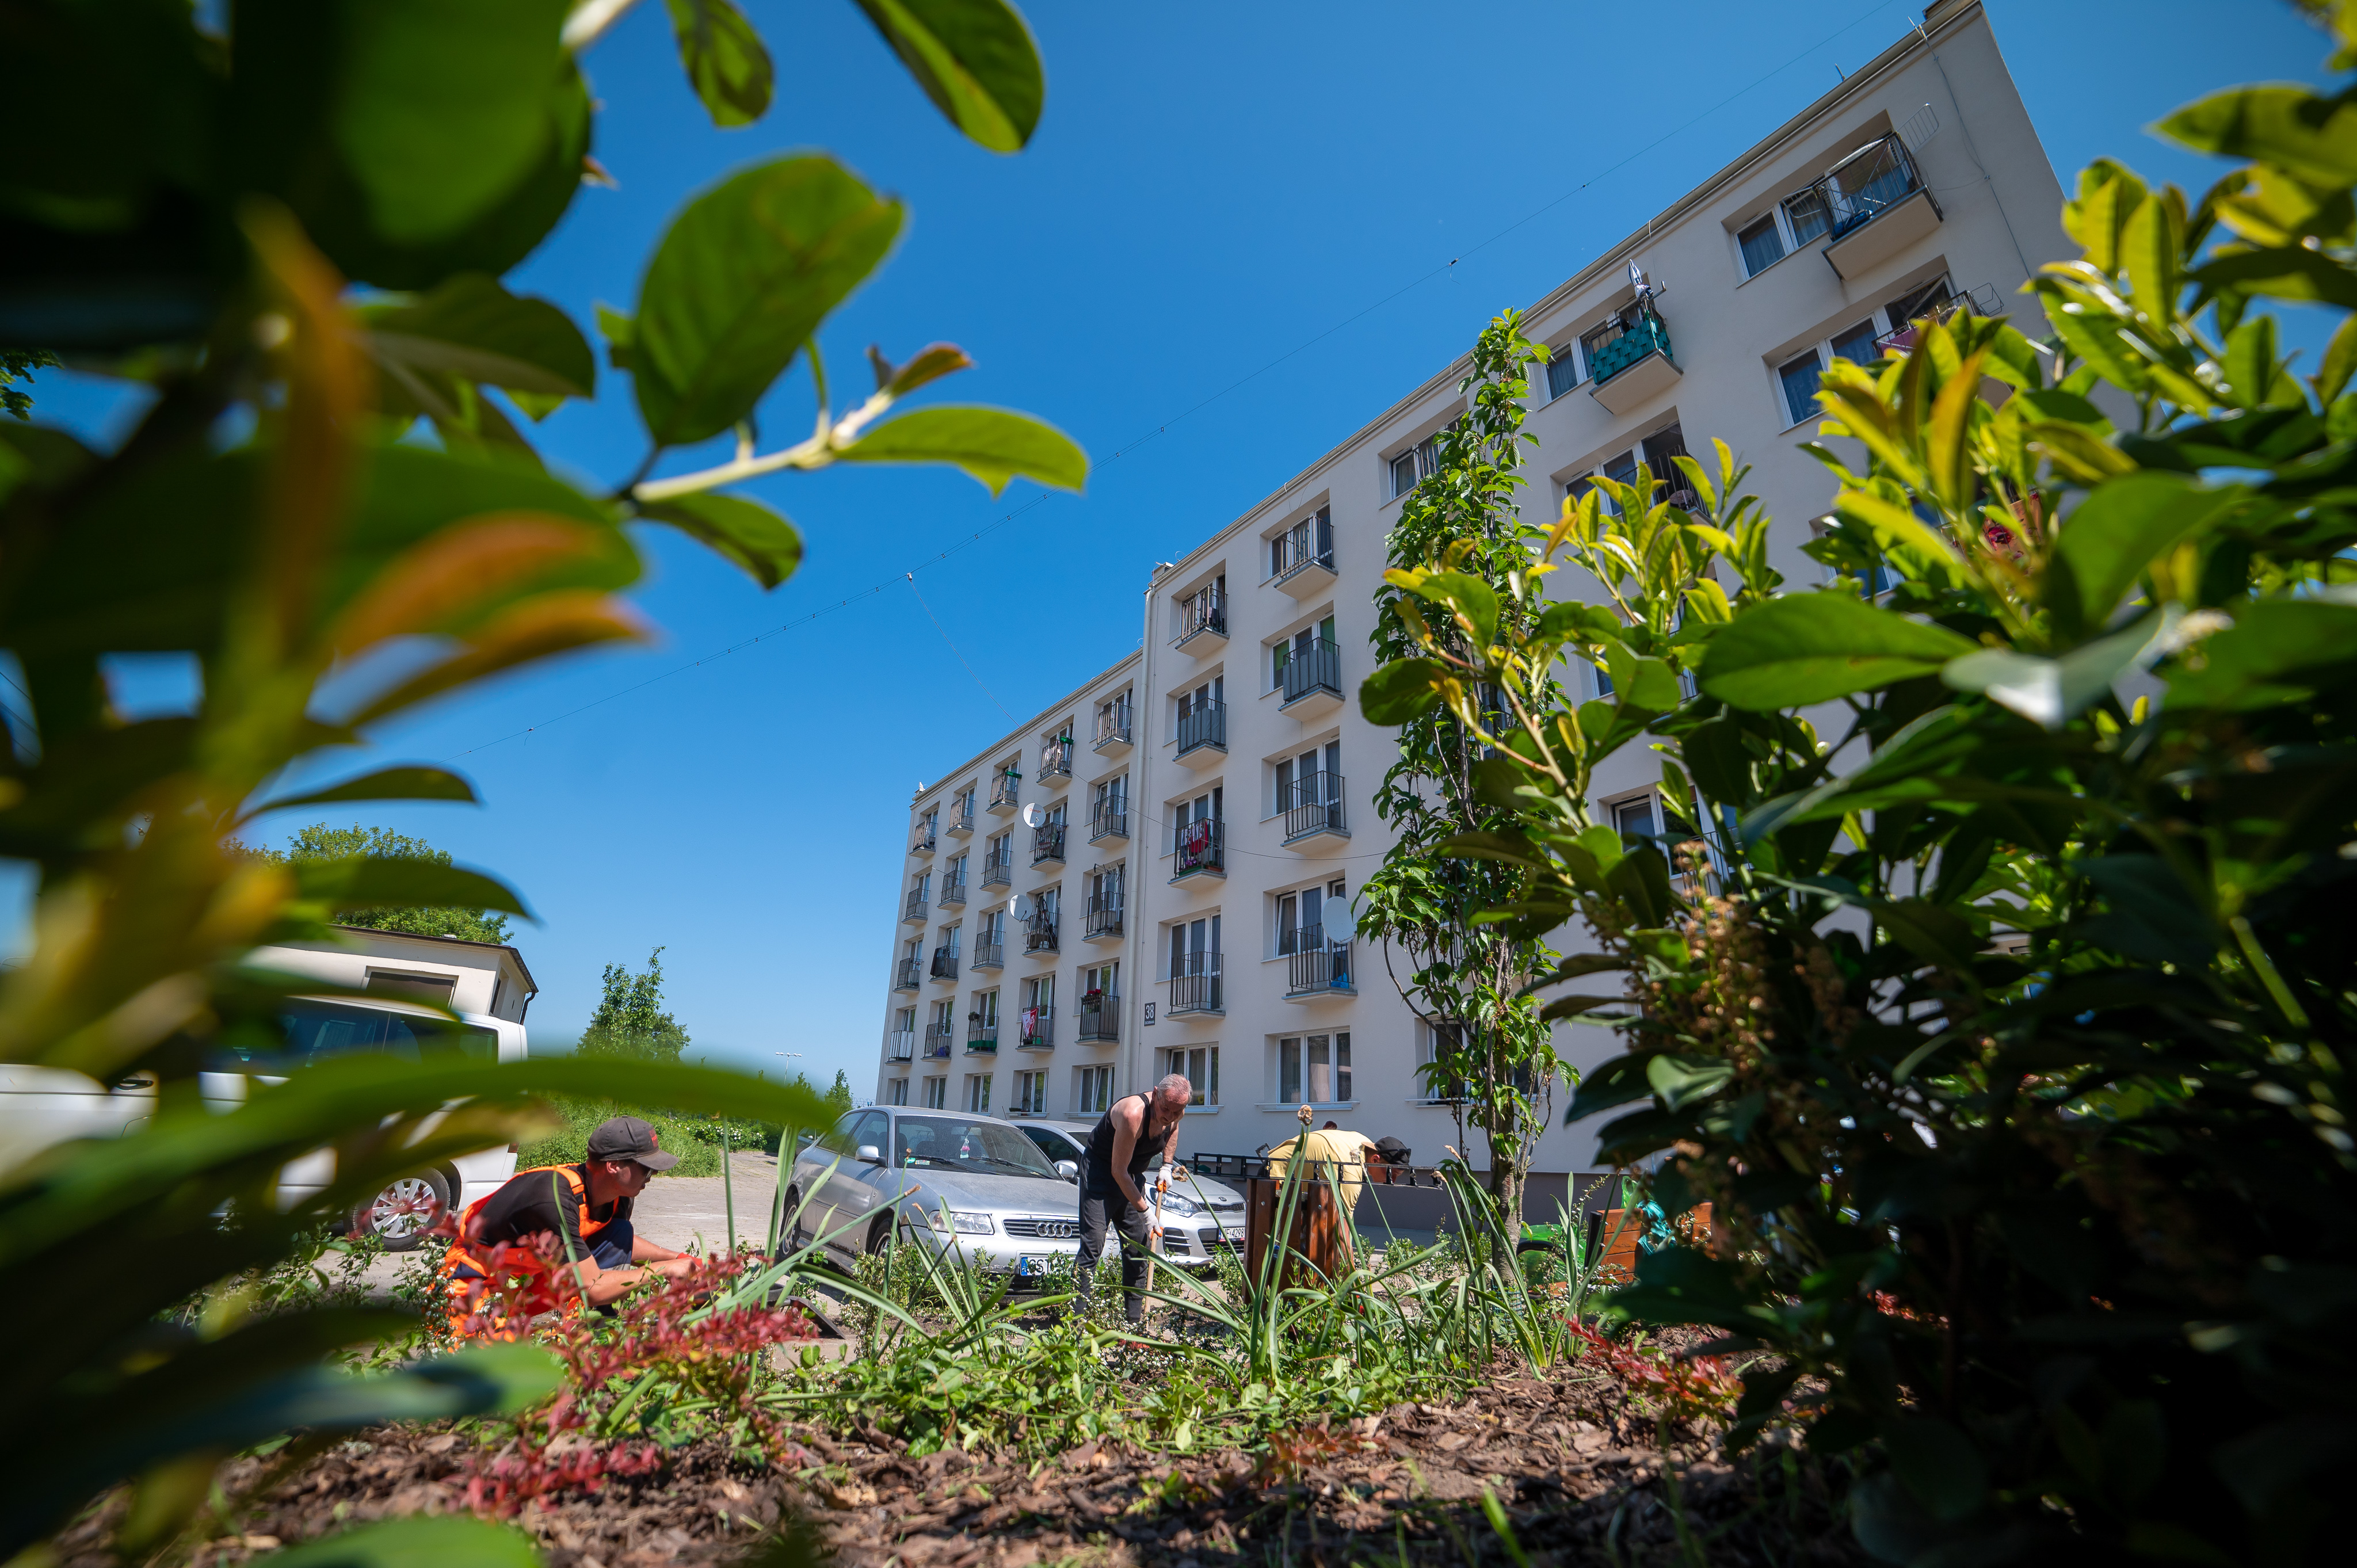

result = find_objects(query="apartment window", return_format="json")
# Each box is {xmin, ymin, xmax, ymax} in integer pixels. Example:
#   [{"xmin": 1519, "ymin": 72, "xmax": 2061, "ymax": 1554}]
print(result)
[
  {"xmin": 1275, "ymin": 877, "xmax": 1343, "ymax": 956},
  {"xmin": 1270, "ymin": 616, "xmax": 1336, "ymax": 691},
  {"xmin": 1778, "ymin": 352, "xmax": 1825, "ymax": 428},
  {"xmin": 1166, "ymin": 1046, "xmax": 1219, "ymax": 1106},
  {"xmin": 1784, "ymin": 188, "xmax": 1832, "ymax": 246},
  {"xmin": 1829, "ymin": 318, "xmax": 1880, "ymax": 368},
  {"xmin": 887, "ymin": 1078, "xmax": 909, "ymax": 1105},
  {"xmin": 1010, "ymin": 1070, "xmax": 1047, "ymax": 1116},
  {"xmin": 1020, "ymin": 974, "xmax": 1055, "ymax": 1046},
  {"xmin": 1095, "ymin": 692, "xmax": 1132, "ymax": 743},
  {"xmin": 922, "ymin": 1075, "xmax": 947, "ymax": 1108},
  {"xmin": 1077, "ymin": 1064, "xmax": 1114, "ymax": 1115},
  {"xmin": 1388, "ymin": 434, "xmax": 1440, "ymax": 500},
  {"xmin": 1612, "ymin": 793, "xmax": 1658, "ymax": 848},
  {"xmin": 1544, "ymin": 342, "xmax": 1581, "ymax": 399},
  {"xmin": 1889, "ymin": 277, "xmax": 1956, "ymax": 329},
  {"xmin": 1417, "ymin": 1020, "xmax": 1471, "ymax": 1102},
  {"xmin": 963, "ymin": 1073, "xmax": 993, "ymax": 1113},
  {"xmin": 1277, "ymin": 1032, "xmax": 1351, "ymax": 1105},
  {"xmin": 1737, "ymin": 214, "xmax": 1784, "ymax": 276}
]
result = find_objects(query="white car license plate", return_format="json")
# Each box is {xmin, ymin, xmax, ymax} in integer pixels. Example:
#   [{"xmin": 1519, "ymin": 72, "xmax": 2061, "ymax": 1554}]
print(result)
[{"xmin": 1014, "ymin": 1254, "xmax": 1054, "ymax": 1277}]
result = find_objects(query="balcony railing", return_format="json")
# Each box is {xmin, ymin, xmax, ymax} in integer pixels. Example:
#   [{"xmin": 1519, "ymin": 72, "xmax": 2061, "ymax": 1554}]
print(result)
[
  {"xmin": 1176, "ymin": 700, "xmax": 1226, "ymax": 758},
  {"xmin": 893, "ymin": 958, "xmax": 922, "ymax": 990},
  {"xmin": 1279, "ymin": 638, "xmax": 1343, "ymax": 708},
  {"xmin": 966, "ymin": 1021, "xmax": 998, "ymax": 1051},
  {"xmin": 972, "ymin": 941, "xmax": 1004, "ymax": 970},
  {"xmin": 1092, "ymin": 704, "xmax": 1133, "ymax": 750},
  {"xmin": 937, "ymin": 876, "xmax": 967, "ymax": 907},
  {"xmin": 902, "ymin": 890, "xmax": 928, "ymax": 923},
  {"xmin": 1814, "ymin": 133, "xmax": 1926, "ymax": 242},
  {"xmin": 1285, "ymin": 937, "xmax": 1357, "ymax": 998},
  {"xmin": 1170, "ymin": 818, "xmax": 1226, "ymax": 880},
  {"xmin": 1089, "ymin": 801, "xmax": 1128, "ymax": 841},
  {"xmin": 924, "ymin": 1025, "xmax": 955, "ymax": 1057},
  {"xmin": 1078, "ymin": 994, "xmax": 1119, "ymax": 1043},
  {"xmin": 930, "ymin": 945, "xmax": 959, "ymax": 982},
  {"xmin": 886, "ymin": 1029, "xmax": 916, "ymax": 1062},
  {"xmin": 1019, "ymin": 1006, "xmax": 1054, "ymax": 1049},
  {"xmin": 1585, "ymin": 308, "xmax": 1675, "ymax": 388},
  {"xmin": 1175, "ymin": 586, "xmax": 1226, "ymax": 647},
  {"xmin": 1024, "ymin": 911, "xmax": 1059, "ymax": 954},
  {"xmin": 1282, "ymin": 773, "xmax": 1347, "ymax": 840},
  {"xmin": 1168, "ymin": 953, "xmax": 1223, "ymax": 1016},
  {"xmin": 1040, "ymin": 741, "xmax": 1073, "ymax": 781},
  {"xmin": 988, "ymin": 774, "xmax": 1021, "ymax": 812},
  {"xmin": 948, "ymin": 804, "xmax": 975, "ymax": 836},
  {"xmin": 1272, "ymin": 517, "xmax": 1334, "ymax": 586},
  {"xmin": 1031, "ymin": 823, "xmax": 1066, "ymax": 865},
  {"xmin": 911, "ymin": 825, "xmax": 936, "ymax": 854},
  {"xmin": 1085, "ymin": 894, "xmax": 1124, "ymax": 939},
  {"xmin": 981, "ymin": 850, "xmax": 1013, "ymax": 887}
]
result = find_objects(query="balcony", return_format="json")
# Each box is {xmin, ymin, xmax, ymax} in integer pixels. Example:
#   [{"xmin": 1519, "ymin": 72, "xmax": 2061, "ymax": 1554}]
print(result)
[
  {"xmin": 893, "ymin": 958, "xmax": 923, "ymax": 990},
  {"xmin": 1078, "ymin": 993, "xmax": 1119, "ymax": 1043},
  {"xmin": 1279, "ymin": 638, "xmax": 1344, "ymax": 719},
  {"xmin": 1272, "ymin": 517, "xmax": 1336, "ymax": 600},
  {"xmin": 902, "ymin": 890, "xmax": 928, "ymax": 924},
  {"xmin": 1089, "ymin": 801, "xmax": 1129, "ymax": 842},
  {"xmin": 886, "ymin": 1029, "xmax": 917, "ymax": 1062},
  {"xmin": 1175, "ymin": 586, "xmax": 1227, "ymax": 650},
  {"xmin": 1282, "ymin": 773, "xmax": 1349, "ymax": 847},
  {"xmin": 963, "ymin": 1021, "xmax": 997, "ymax": 1054},
  {"xmin": 947, "ymin": 804, "xmax": 975, "ymax": 837},
  {"xmin": 938, "ymin": 876, "xmax": 967, "ymax": 908},
  {"xmin": 1085, "ymin": 894, "xmax": 1124, "ymax": 940},
  {"xmin": 972, "ymin": 941, "xmax": 1004, "ymax": 970},
  {"xmin": 1024, "ymin": 910, "xmax": 1060, "ymax": 955},
  {"xmin": 1816, "ymin": 133, "xmax": 1941, "ymax": 281},
  {"xmin": 1284, "ymin": 937, "xmax": 1357, "ymax": 1001},
  {"xmin": 1018, "ymin": 1006, "xmax": 1054, "ymax": 1050},
  {"xmin": 924, "ymin": 1025, "xmax": 955, "ymax": 1058},
  {"xmin": 1170, "ymin": 819, "xmax": 1226, "ymax": 883},
  {"xmin": 1168, "ymin": 954, "xmax": 1223, "ymax": 1017},
  {"xmin": 1040, "ymin": 740, "xmax": 1073, "ymax": 784},
  {"xmin": 1031, "ymin": 823, "xmax": 1066, "ymax": 866},
  {"xmin": 1585, "ymin": 308, "xmax": 1680, "ymax": 417},
  {"xmin": 1175, "ymin": 701, "xmax": 1226, "ymax": 768},
  {"xmin": 1092, "ymin": 704, "xmax": 1134, "ymax": 754},
  {"xmin": 911, "ymin": 825, "xmax": 937, "ymax": 854},
  {"xmin": 981, "ymin": 850, "xmax": 1013, "ymax": 888},
  {"xmin": 930, "ymin": 945, "xmax": 960, "ymax": 982},
  {"xmin": 987, "ymin": 773, "xmax": 1021, "ymax": 814}
]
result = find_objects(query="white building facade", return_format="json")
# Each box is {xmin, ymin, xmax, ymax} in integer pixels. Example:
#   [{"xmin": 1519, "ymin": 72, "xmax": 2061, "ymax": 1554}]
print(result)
[{"xmin": 874, "ymin": 0, "xmax": 2068, "ymax": 1200}]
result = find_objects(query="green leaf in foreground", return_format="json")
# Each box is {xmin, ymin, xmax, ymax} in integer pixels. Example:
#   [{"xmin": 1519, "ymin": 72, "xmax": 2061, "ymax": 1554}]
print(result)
[
  {"xmin": 638, "ymin": 492, "xmax": 803, "ymax": 589},
  {"xmin": 666, "ymin": 0, "xmax": 775, "ymax": 129},
  {"xmin": 1696, "ymin": 592, "xmax": 1977, "ymax": 710},
  {"xmin": 289, "ymin": 855, "xmax": 533, "ymax": 922},
  {"xmin": 249, "ymin": 766, "xmax": 479, "ymax": 817},
  {"xmin": 837, "ymin": 405, "xmax": 1086, "ymax": 495},
  {"xmin": 250, "ymin": 1514, "xmax": 541, "ymax": 1568},
  {"xmin": 364, "ymin": 274, "xmax": 596, "ymax": 410},
  {"xmin": 853, "ymin": 0, "xmax": 1045, "ymax": 153},
  {"xmin": 1359, "ymin": 658, "xmax": 1450, "ymax": 726}
]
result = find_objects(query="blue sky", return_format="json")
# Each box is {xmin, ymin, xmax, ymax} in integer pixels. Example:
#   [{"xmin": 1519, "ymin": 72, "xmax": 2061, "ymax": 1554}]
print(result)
[{"xmin": 21, "ymin": 1, "xmax": 2337, "ymax": 1089}]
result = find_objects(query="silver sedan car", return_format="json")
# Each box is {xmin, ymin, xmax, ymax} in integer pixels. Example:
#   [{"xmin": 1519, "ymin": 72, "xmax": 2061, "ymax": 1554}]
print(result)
[
  {"xmin": 1016, "ymin": 1119, "xmax": 1247, "ymax": 1269},
  {"xmin": 781, "ymin": 1107, "xmax": 1095, "ymax": 1280}
]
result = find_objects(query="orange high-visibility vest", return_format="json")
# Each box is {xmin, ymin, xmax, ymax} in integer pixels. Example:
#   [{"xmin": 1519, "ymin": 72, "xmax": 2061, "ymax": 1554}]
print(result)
[{"xmin": 439, "ymin": 1163, "xmax": 617, "ymax": 1340}]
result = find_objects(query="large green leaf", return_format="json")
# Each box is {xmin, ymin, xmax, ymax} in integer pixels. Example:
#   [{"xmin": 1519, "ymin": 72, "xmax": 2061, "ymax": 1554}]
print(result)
[
  {"xmin": 334, "ymin": 0, "xmax": 575, "ymax": 244},
  {"xmin": 2163, "ymin": 596, "xmax": 2357, "ymax": 709},
  {"xmin": 836, "ymin": 406, "xmax": 1087, "ymax": 495},
  {"xmin": 2042, "ymin": 473, "xmax": 2243, "ymax": 639},
  {"xmin": 261, "ymin": 1517, "xmax": 543, "ymax": 1568},
  {"xmin": 2190, "ymin": 245, "xmax": 2357, "ymax": 311},
  {"xmin": 2157, "ymin": 84, "xmax": 2357, "ymax": 188},
  {"xmin": 1944, "ymin": 614, "xmax": 2164, "ymax": 729},
  {"xmin": 1697, "ymin": 593, "xmax": 1977, "ymax": 711},
  {"xmin": 1393, "ymin": 571, "xmax": 1500, "ymax": 651},
  {"xmin": 637, "ymin": 491, "xmax": 803, "ymax": 589},
  {"xmin": 633, "ymin": 156, "xmax": 904, "ymax": 446},
  {"xmin": 364, "ymin": 273, "xmax": 595, "ymax": 405},
  {"xmin": 852, "ymin": 0, "xmax": 1044, "ymax": 152},
  {"xmin": 666, "ymin": 0, "xmax": 775, "ymax": 128},
  {"xmin": 1359, "ymin": 658, "xmax": 1450, "ymax": 725},
  {"xmin": 289, "ymin": 855, "xmax": 533, "ymax": 921},
  {"xmin": 250, "ymin": 766, "xmax": 479, "ymax": 817}
]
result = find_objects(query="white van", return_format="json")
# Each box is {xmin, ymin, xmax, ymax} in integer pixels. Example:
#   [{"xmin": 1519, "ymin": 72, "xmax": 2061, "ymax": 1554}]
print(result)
[{"xmin": 0, "ymin": 927, "xmax": 536, "ymax": 1250}]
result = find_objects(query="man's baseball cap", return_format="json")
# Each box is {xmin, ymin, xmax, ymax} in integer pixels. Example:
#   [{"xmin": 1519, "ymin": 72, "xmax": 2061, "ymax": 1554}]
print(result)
[
  {"xmin": 588, "ymin": 1115, "xmax": 678, "ymax": 1170},
  {"xmin": 1375, "ymin": 1136, "xmax": 1411, "ymax": 1161}
]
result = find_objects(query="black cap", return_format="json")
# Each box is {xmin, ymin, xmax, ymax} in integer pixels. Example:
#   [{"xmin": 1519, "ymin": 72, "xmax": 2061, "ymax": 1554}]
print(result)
[
  {"xmin": 587, "ymin": 1115, "xmax": 678, "ymax": 1170},
  {"xmin": 1375, "ymin": 1136, "xmax": 1410, "ymax": 1160}
]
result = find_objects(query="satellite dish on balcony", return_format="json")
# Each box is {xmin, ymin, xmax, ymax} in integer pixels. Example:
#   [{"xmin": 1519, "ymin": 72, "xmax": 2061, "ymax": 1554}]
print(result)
[
  {"xmin": 1321, "ymin": 901, "xmax": 1357, "ymax": 945},
  {"xmin": 1013, "ymin": 895, "xmax": 1033, "ymax": 921},
  {"xmin": 1021, "ymin": 802, "xmax": 1045, "ymax": 829}
]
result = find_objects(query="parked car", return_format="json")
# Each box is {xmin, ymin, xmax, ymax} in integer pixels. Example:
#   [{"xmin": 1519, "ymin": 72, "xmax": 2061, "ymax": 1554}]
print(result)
[
  {"xmin": 0, "ymin": 994, "xmax": 527, "ymax": 1251},
  {"xmin": 1017, "ymin": 1119, "xmax": 1246, "ymax": 1269},
  {"xmin": 781, "ymin": 1107, "xmax": 1096, "ymax": 1280}
]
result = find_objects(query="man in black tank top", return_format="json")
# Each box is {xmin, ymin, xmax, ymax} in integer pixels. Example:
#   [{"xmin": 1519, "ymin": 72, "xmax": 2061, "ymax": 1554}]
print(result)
[{"xmin": 1075, "ymin": 1074, "xmax": 1192, "ymax": 1323}]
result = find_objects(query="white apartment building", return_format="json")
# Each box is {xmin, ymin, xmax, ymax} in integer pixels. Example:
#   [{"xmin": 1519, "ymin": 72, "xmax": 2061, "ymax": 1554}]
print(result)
[{"xmin": 874, "ymin": 0, "xmax": 2068, "ymax": 1205}]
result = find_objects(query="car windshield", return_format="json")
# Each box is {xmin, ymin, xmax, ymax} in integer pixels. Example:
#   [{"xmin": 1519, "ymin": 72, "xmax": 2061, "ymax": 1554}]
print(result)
[
  {"xmin": 206, "ymin": 1001, "xmax": 491, "ymax": 1073},
  {"xmin": 893, "ymin": 1115, "xmax": 1059, "ymax": 1177}
]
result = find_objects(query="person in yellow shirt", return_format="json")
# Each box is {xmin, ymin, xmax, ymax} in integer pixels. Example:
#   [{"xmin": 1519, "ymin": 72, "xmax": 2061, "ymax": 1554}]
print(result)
[{"xmin": 1265, "ymin": 1105, "xmax": 1379, "ymax": 1217}]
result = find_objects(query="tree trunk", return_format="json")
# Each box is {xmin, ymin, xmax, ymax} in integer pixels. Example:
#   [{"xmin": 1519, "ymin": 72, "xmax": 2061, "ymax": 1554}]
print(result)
[{"xmin": 1486, "ymin": 1114, "xmax": 1524, "ymax": 1275}]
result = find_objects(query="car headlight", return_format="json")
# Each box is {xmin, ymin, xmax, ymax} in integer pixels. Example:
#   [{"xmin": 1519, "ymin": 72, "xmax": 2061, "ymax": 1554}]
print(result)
[
  {"xmin": 1157, "ymin": 1192, "xmax": 1204, "ymax": 1218},
  {"xmin": 920, "ymin": 1209, "xmax": 996, "ymax": 1234}
]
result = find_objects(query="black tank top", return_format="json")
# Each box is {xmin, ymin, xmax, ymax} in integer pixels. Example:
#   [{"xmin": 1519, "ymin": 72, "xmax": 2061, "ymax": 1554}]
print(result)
[{"xmin": 1085, "ymin": 1094, "xmax": 1162, "ymax": 1192}]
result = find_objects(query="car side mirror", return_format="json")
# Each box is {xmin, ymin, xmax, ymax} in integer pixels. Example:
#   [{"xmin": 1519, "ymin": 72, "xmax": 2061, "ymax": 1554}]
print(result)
[
  {"xmin": 856, "ymin": 1144, "xmax": 883, "ymax": 1163},
  {"xmin": 1055, "ymin": 1159, "xmax": 1079, "ymax": 1182}
]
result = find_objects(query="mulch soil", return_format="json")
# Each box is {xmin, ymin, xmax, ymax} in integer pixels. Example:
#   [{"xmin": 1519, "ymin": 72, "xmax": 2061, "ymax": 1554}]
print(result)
[{"xmin": 54, "ymin": 1351, "xmax": 1859, "ymax": 1568}]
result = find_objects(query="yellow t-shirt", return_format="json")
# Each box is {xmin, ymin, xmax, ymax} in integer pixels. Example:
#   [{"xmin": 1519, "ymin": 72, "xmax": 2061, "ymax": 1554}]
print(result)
[{"xmin": 1266, "ymin": 1128, "xmax": 1377, "ymax": 1212}]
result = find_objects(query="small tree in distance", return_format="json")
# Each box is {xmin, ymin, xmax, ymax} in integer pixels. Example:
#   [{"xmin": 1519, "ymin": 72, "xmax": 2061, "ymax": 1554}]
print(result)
[{"xmin": 575, "ymin": 948, "xmax": 692, "ymax": 1065}]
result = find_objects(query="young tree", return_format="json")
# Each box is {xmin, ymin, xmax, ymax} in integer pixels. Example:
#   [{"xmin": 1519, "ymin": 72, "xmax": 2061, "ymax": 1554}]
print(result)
[
  {"xmin": 1357, "ymin": 311, "xmax": 1569, "ymax": 1254},
  {"xmin": 265, "ymin": 822, "xmax": 513, "ymax": 945},
  {"xmin": 575, "ymin": 948, "xmax": 691, "ymax": 1064},
  {"xmin": 825, "ymin": 1068, "xmax": 855, "ymax": 1117}
]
